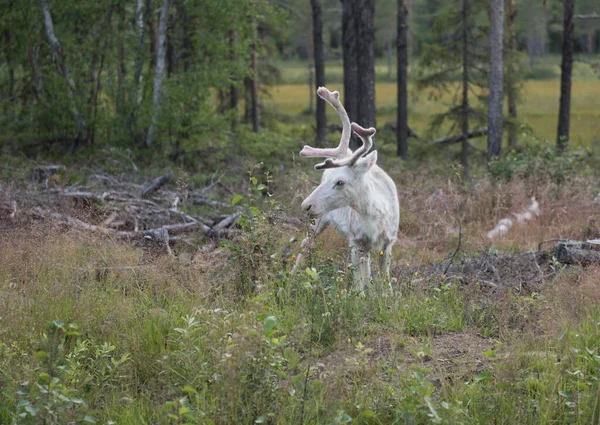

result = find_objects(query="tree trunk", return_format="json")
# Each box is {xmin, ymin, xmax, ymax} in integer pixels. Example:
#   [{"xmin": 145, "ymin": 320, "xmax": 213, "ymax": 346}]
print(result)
[
  {"xmin": 146, "ymin": 0, "xmax": 170, "ymax": 147},
  {"xmin": 461, "ymin": 0, "xmax": 470, "ymax": 175},
  {"xmin": 128, "ymin": 0, "xmax": 147, "ymax": 135},
  {"xmin": 230, "ymin": 29, "xmax": 239, "ymax": 129},
  {"xmin": 88, "ymin": 4, "xmax": 114, "ymax": 147},
  {"xmin": 557, "ymin": 0, "xmax": 575, "ymax": 152},
  {"xmin": 396, "ymin": 0, "xmax": 408, "ymax": 159},
  {"xmin": 167, "ymin": 7, "xmax": 175, "ymax": 77},
  {"xmin": 4, "ymin": 30, "xmax": 15, "ymax": 103},
  {"xmin": 487, "ymin": 0, "xmax": 504, "ymax": 162},
  {"xmin": 116, "ymin": 5, "xmax": 126, "ymax": 114},
  {"xmin": 307, "ymin": 39, "xmax": 314, "ymax": 113},
  {"xmin": 250, "ymin": 21, "xmax": 259, "ymax": 133},
  {"xmin": 507, "ymin": 0, "xmax": 518, "ymax": 149},
  {"xmin": 39, "ymin": 0, "xmax": 88, "ymax": 147},
  {"xmin": 29, "ymin": 37, "xmax": 44, "ymax": 102},
  {"xmin": 342, "ymin": 0, "xmax": 358, "ymax": 141},
  {"xmin": 355, "ymin": 0, "xmax": 376, "ymax": 151},
  {"xmin": 312, "ymin": 0, "xmax": 327, "ymax": 142},
  {"xmin": 147, "ymin": 0, "xmax": 157, "ymax": 68}
]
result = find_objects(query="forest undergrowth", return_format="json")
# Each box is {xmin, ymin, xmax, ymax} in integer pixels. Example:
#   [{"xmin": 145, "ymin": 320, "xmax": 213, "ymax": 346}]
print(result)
[{"xmin": 1, "ymin": 144, "xmax": 600, "ymax": 424}]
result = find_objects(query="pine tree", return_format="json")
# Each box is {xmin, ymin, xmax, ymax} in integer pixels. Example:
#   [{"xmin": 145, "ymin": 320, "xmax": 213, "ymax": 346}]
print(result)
[{"xmin": 417, "ymin": 0, "xmax": 490, "ymax": 174}]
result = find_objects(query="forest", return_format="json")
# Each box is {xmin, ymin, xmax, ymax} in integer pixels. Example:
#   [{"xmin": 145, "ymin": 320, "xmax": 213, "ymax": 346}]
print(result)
[{"xmin": 1, "ymin": 0, "xmax": 600, "ymax": 423}]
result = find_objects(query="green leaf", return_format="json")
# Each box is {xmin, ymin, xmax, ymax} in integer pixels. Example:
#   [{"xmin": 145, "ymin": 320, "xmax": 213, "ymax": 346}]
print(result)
[
  {"xmin": 255, "ymin": 184, "xmax": 267, "ymax": 191},
  {"xmin": 231, "ymin": 194, "xmax": 243, "ymax": 206},
  {"xmin": 335, "ymin": 412, "xmax": 352, "ymax": 423},
  {"xmin": 38, "ymin": 372, "xmax": 51, "ymax": 384},
  {"xmin": 251, "ymin": 177, "xmax": 258, "ymax": 185},
  {"xmin": 482, "ymin": 349, "xmax": 495, "ymax": 358},
  {"xmin": 182, "ymin": 385, "xmax": 197, "ymax": 395},
  {"xmin": 474, "ymin": 371, "xmax": 494, "ymax": 383},
  {"xmin": 83, "ymin": 416, "xmax": 97, "ymax": 423},
  {"xmin": 16, "ymin": 399, "xmax": 30, "ymax": 408},
  {"xmin": 264, "ymin": 316, "xmax": 277, "ymax": 335},
  {"xmin": 34, "ymin": 350, "xmax": 48, "ymax": 360},
  {"xmin": 255, "ymin": 416, "xmax": 266, "ymax": 423},
  {"xmin": 24, "ymin": 405, "xmax": 39, "ymax": 416}
]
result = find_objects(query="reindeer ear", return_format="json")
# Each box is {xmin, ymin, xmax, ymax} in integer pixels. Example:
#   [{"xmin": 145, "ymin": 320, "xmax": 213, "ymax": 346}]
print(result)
[{"xmin": 353, "ymin": 150, "xmax": 378, "ymax": 174}]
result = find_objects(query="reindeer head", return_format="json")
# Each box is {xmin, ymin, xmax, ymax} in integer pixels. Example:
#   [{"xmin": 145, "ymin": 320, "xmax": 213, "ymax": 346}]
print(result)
[{"xmin": 300, "ymin": 88, "xmax": 378, "ymax": 218}]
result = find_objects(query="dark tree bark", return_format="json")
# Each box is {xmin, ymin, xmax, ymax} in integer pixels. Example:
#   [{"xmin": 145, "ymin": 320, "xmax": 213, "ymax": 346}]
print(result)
[
  {"xmin": 307, "ymin": 39, "xmax": 314, "ymax": 113},
  {"xmin": 355, "ymin": 0, "xmax": 376, "ymax": 136},
  {"xmin": 116, "ymin": 5, "xmax": 126, "ymax": 114},
  {"xmin": 507, "ymin": 0, "xmax": 518, "ymax": 149},
  {"xmin": 311, "ymin": 0, "xmax": 327, "ymax": 142},
  {"xmin": 146, "ymin": 0, "xmax": 170, "ymax": 146},
  {"xmin": 342, "ymin": 0, "xmax": 376, "ymax": 151},
  {"xmin": 166, "ymin": 5, "xmax": 176, "ymax": 77},
  {"xmin": 461, "ymin": 0, "xmax": 470, "ymax": 175},
  {"xmin": 487, "ymin": 0, "xmax": 504, "ymax": 161},
  {"xmin": 341, "ymin": 0, "xmax": 358, "ymax": 139},
  {"xmin": 230, "ymin": 30, "xmax": 239, "ymax": 129},
  {"xmin": 147, "ymin": 0, "xmax": 157, "ymax": 68},
  {"xmin": 40, "ymin": 0, "xmax": 88, "ymax": 147},
  {"xmin": 557, "ymin": 0, "xmax": 575, "ymax": 152},
  {"xmin": 29, "ymin": 37, "xmax": 44, "ymax": 102},
  {"xmin": 87, "ymin": 4, "xmax": 114, "ymax": 146},
  {"xmin": 396, "ymin": 0, "xmax": 408, "ymax": 158},
  {"xmin": 250, "ymin": 21, "xmax": 259, "ymax": 133},
  {"xmin": 4, "ymin": 30, "xmax": 15, "ymax": 103}
]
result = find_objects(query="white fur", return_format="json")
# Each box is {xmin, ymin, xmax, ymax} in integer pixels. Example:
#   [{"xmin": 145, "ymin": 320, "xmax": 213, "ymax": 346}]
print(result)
[{"xmin": 292, "ymin": 87, "xmax": 400, "ymax": 291}]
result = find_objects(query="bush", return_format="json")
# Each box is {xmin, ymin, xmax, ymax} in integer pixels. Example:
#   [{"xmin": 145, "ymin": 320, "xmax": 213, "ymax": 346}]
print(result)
[{"xmin": 488, "ymin": 140, "xmax": 589, "ymax": 185}]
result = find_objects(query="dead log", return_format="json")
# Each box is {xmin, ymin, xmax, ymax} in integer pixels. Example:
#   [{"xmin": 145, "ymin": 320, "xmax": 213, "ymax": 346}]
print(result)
[
  {"xmin": 213, "ymin": 212, "xmax": 241, "ymax": 232},
  {"xmin": 430, "ymin": 127, "xmax": 488, "ymax": 145},
  {"xmin": 556, "ymin": 245, "xmax": 600, "ymax": 265},
  {"xmin": 141, "ymin": 173, "xmax": 172, "ymax": 198}
]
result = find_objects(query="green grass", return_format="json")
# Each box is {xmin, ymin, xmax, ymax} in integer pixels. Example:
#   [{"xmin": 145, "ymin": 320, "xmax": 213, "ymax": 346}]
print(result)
[
  {"xmin": 267, "ymin": 55, "xmax": 600, "ymax": 151},
  {"xmin": 266, "ymin": 80, "xmax": 600, "ymax": 149},
  {"xmin": 3, "ymin": 171, "xmax": 600, "ymax": 424}
]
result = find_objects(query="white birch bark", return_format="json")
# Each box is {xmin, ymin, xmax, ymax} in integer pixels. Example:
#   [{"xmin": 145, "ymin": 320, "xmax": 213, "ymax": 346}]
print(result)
[
  {"xmin": 39, "ymin": 0, "xmax": 87, "ymax": 143},
  {"xmin": 146, "ymin": 0, "xmax": 170, "ymax": 146}
]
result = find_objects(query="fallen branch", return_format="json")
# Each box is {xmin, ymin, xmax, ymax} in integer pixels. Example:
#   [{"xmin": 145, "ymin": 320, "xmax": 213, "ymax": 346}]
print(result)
[
  {"xmin": 213, "ymin": 212, "xmax": 241, "ymax": 232},
  {"xmin": 430, "ymin": 127, "xmax": 488, "ymax": 145},
  {"xmin": 141, "ymin": 173, "xmax": 172, "ymax": 198},
  {"xmin": 443, "ymin": 222, "xmax": 462, "ymax": 275},
  {"xmin": 574, "ymin": 12, "xmax": 599, "ymax": 19}
]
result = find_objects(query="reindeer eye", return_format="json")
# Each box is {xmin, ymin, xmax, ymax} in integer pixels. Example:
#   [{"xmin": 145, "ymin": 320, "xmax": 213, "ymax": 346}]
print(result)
[{"xmin": 335, "ymin": 180, "xmax": 345, "ymax": 188}]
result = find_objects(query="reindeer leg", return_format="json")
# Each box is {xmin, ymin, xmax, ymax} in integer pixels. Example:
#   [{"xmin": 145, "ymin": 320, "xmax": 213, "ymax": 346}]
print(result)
[
  {"xmin": 291, "ymin": 218, "xmax": 329, "ymax": 275},
  {"xmin": 350, "ymin": 245, "xmax": 370, "ymax": 294},
  {"xmin": 383, "ymin": 243, "xmax": 393, "ymax": 292}
]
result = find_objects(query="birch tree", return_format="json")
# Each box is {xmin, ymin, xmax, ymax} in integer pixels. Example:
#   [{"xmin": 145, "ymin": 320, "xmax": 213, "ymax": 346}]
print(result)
[
  {"xmin": 146, "ymin": 0, "xmax": 170, "ymax": 147},
  {"xmin": 39, "ymin": 0, "xmax": 88, "ymax": 147}
]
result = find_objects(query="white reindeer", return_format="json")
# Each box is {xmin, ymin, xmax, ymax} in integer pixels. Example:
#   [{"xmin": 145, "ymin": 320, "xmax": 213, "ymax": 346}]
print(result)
[{"xmin": 292, "ymin": 87, "xmax": 400, "ymax": 292}]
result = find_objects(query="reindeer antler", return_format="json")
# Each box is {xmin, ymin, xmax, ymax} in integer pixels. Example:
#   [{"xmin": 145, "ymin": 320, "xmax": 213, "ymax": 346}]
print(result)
[
  {"xmin": 315, "ymin": 123, "xmax": 375, "ymax": 170},
  {"xmin": 299, "ymin": 87, "xmax": 351, "ymax": 159}
]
